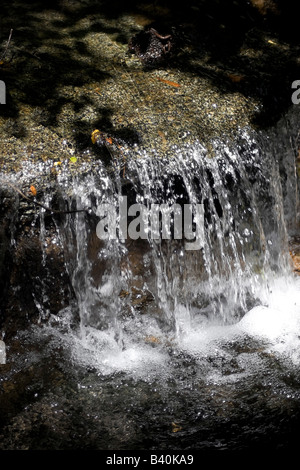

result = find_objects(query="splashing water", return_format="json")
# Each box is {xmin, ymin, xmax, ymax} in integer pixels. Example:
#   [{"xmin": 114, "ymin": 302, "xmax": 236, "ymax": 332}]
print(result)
[{"xmin": 46, "ymin": 119, "xmax": 300, "ymax": 382}]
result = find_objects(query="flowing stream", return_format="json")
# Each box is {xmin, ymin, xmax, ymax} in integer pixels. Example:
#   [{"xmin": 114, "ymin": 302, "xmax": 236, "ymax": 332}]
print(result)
[{"xmin": 2, "ymin": 110, "xmax": 300, "ymax": 452}]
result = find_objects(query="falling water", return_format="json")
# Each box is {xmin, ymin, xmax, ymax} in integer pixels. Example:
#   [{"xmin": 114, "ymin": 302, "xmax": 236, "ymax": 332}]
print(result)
[{"xmin": 47, "ymin": 113, "xmax": 299, "ymax": 380}]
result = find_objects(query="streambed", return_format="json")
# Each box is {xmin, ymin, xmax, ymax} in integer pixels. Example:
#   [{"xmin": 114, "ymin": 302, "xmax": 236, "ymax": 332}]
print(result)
[{"xmin": 1, "ymin": 275, "xmax": 300, "ymax": 451}]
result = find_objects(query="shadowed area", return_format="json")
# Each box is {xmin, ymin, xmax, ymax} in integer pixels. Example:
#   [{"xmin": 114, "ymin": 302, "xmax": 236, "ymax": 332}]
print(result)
[{"xmin": 0, "ymin": 0, "xmax": 300, "ymax": 158}]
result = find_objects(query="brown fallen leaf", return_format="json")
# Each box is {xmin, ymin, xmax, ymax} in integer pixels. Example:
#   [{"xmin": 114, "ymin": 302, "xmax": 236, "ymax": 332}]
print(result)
[
  {"xmin": 119, "ymin": 290, "xmax": 130, "ymax": 298},
  {"xmin": 29, "ymin": 185, "xmax": 37, "ymax": 196},
  {"xmin": 145, "ymin": 335, "xmax": 161, "ymax": 344},
  {"xmin": 171, "ymin": 422, "xmax": 182, "ymax": 433},
  {"xmin": 226, "ymin": 73, "xmax": 245, "ymax": 83},
  {"xmin": 156, "ymin": 77, "xmax": 181, "ymax": 88},
  {"xmin": 290, "ymin": 251, "xmax": 300, "ymax": 273}
]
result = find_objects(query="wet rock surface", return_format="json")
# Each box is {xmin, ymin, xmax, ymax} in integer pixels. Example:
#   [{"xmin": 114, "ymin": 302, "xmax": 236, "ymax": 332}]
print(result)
[
  {"xmin": 0, "ymin": 0, "xmax": 300, "ymax": 174},
  {"xmin": 290, "ymin": 236, "xmax": 300, "ymax": 274}
]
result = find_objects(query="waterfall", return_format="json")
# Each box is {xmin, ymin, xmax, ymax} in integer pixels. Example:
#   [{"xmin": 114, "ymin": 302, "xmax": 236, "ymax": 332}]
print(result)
[{"xmin": 52, "ymin": 112, "xmax": 299, "ymax": 369}]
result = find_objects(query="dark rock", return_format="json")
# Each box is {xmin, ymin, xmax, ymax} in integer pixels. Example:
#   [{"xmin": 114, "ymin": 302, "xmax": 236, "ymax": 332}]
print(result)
[
  {"xmin": 128, "ymin": 27, "xmax": 175, "ymax": 66},
  {"xmin": 0, "ymin": 188, "xmax": 75, "ymax": 338}
]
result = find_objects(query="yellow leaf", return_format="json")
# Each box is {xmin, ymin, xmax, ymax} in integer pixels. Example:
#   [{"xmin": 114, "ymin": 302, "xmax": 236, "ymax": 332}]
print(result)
[
  {"xmin": 91, "ymin": 129, "xmax": 101, "ymax": 144},
  {"xmin": 69, "ymin": 156, "xmax": 77, "ymax": 163}
]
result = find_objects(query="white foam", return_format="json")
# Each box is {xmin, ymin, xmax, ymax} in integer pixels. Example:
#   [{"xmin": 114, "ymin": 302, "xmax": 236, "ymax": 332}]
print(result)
[
  {"xmin": 179, "ymin": 276, "xmax": 300, "ymax": 367},
  {"xmin": 50, "ymin": 276, "xmax": 300, "ymax": 380},
  {"xmin": 237, "ymin": 277, "xmax": 300, "ymax": 354},
  {"xmin": 70, "ymin": 326, "xmax": 168, "ymax": 377}
]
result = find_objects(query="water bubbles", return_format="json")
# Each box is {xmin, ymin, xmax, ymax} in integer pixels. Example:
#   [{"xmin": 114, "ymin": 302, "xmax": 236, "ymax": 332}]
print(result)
[
  {"xmin": 143, "ymin": 254, "xmax": 151, "ymax": 267},
  {"xmin": 98, "ymin": 277, "xmax": 114, "ymax": 297}
]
